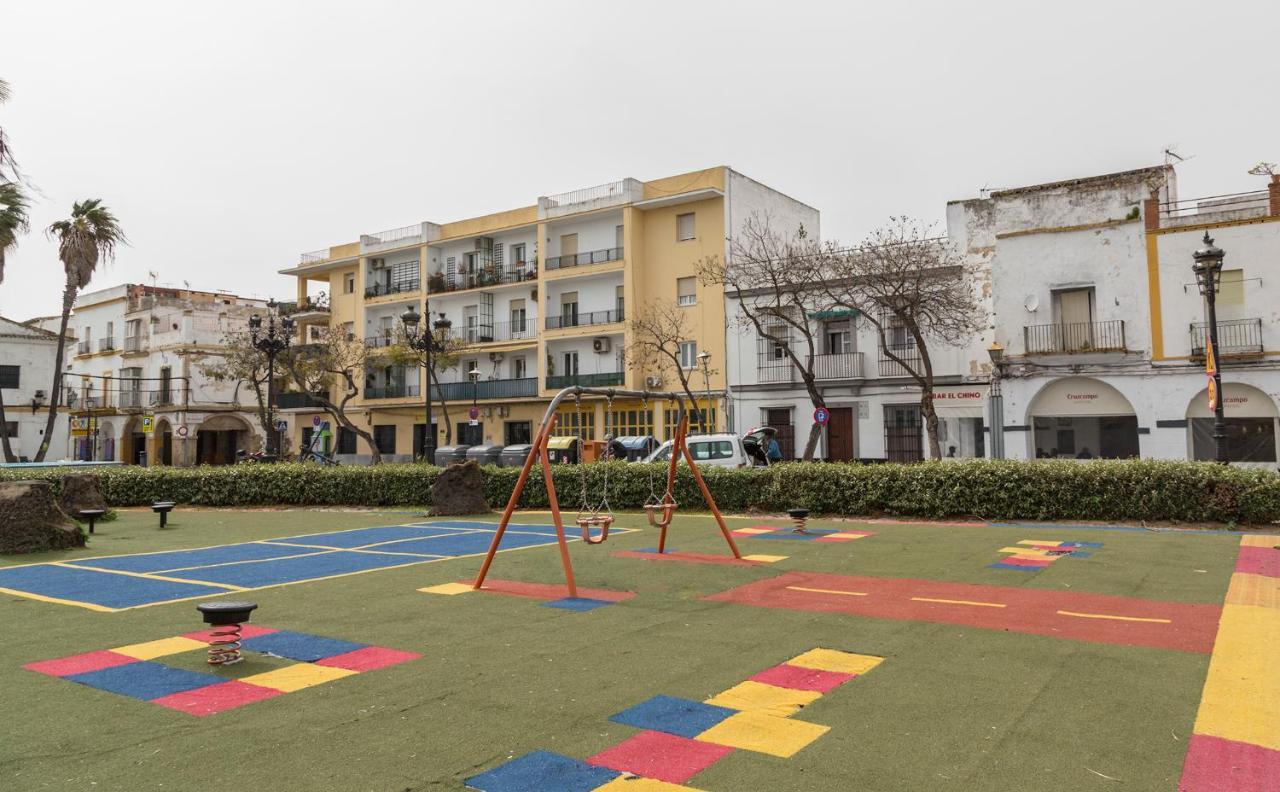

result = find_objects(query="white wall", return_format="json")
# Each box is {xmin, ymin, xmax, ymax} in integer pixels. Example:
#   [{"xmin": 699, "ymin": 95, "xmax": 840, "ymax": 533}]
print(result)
[
  {"xmin": 428, "ymin": 228, "xmax": 538, "ymax": 279},
  {"xmin": 544, "ymin": 211, "xmax": 624, "ymax": 260},
  {"xmin": 727, "ymin": 169, "xmax": 821, "ymax": 243},
  {"xmin": 545, "ymin": 333, "xmax": 625, "ymax": 377},
  {"xmin": 0, "ymin": 322, "xmax": 69, "ymax": 460},
  {"xmin": 544, "ymin": 271, "xmax": 624, "ymax": 318}
]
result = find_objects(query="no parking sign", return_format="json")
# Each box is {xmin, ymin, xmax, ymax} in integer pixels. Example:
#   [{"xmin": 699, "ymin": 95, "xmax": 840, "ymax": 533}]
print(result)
[{"xmin": 813, "ymin": 407, "xmax": 830, "ymax": 425}]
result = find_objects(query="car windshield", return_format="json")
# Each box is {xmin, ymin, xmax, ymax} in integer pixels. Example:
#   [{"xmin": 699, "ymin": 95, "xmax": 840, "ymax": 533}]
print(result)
[{"xmin": 690, "ymin": 441, "xmax": 734, "ymax": 460}]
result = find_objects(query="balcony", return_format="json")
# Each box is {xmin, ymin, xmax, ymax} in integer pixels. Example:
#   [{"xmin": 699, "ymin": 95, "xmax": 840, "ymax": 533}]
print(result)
[
  {"xmin": 1190, "ymin": 318, "xmax": 1264, "ymax": 359},
  {"xmin": 1024, "ymin": 320, "xmax": 1126, "ymax": 355},
  {"xmin": 365, "ymin": 383, "xmax": 420, "ymax": 400},
  {"xmin": 277, "ymin": 392, "xmax": 326, "ymax": 410},
  {"xmin": 430, "ymin": 378, "xmax": 538, "ymax": 401},
  {"xmin": 364, "ymin": 280, "xmax": 419, "ymax": 299},
  {"xmin": 545, "ymin": 309, "xmax": 624, "ymax": 330},
  {"xmin": 545, "ymin": 246, "xmax": 623, "ymax": 272},
  {"xmin": 281, "ymin": 296, "xmax": 330, "ymax": 321},
  {"xmin": 76, "ymin": 340, "xmax": 91, "ymax": 355},
  {"xmin": 97, "ymin": 338, "xmax": 116, "ymax": 353},
  {"xmin": 455, "ymin": 319, "xmax": 538, "ymax": 345},
  {"xmin": 365, "ymin": 335, "xmax": 397, "ymax": 349},
  {"xmin": 123, "ymin": 336, "xmax": 145, "ymax": 353},
  {"xmin": 118, "ymin": 391, "xmax": 144, "ymax": 409},
  {"xmin": 545, "ymin": 372, "xmax": 625, "ymax": 389},
  {"xmin": 431, "ymin": 266, "xmax": 536, "ymax": 294},
  {"xmin": 758, "ymin": 352, "xmax": 865, "ymax": 383}
]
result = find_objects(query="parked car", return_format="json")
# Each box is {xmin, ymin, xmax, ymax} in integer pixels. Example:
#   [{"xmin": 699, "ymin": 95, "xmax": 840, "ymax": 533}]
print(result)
[{"xmin": 643, "ymin": 433, "xmax": 751, "ymax": 468}]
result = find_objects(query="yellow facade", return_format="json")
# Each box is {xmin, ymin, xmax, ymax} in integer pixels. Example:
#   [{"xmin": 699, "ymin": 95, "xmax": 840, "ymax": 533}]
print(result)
[{"xmin": 278, "ymin": 167, "xmax": 760, "ymax": 459}]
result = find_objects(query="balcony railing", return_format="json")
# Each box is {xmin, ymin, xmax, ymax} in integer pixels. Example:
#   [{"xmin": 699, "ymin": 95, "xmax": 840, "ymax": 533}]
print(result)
[
  {"xmin": 76, "ymin": 340, "xmax": 91, "ymax": 355},
  {"xmin": 1190, "ymin": 318, "xmax": 1264, "ymax": 358},
  {"xmin": 365, "ymin": 383, "xmax": 420, "ymax": 399},
  {"xmin": 545, "ymin": 372, "xmax": 625, "ymax": 389},
  {"xmin": 97, "ymin": 338, "xmax": 116, "ymax": 352},
  {"xmin": 455, "ymin": 319, "xmax": 538, "ymax": 345},
  {"xmin": 277, "ymin": 392, "xmax": 326, "ymax": 410},
  {"xmin": 364, "ymin": 280, "xmax": 419, "ymax": 299},
  {"xmin": 1024, "ymin": 320, "xmax": 1126, "ymax": 355},
  {"xmin": 545, "ymin": 246, "xmax": 623, "ymax": 271},
  {"xmin": 545, "ymin": 309, "xmax": 624, "ymax": 330},
  {"xmin": 123, "ymin": 336, "xmax": 144, "ymax": 353},
  {"xmin": 430, "ymin": 378, "xmax": 538, "ymax": 401},
  {"xmin": 758, "ymin": 352, "xmax": 865, "ymax": 382},
  {"xmin": 365, "ymin": 335, "xmax": 397, "ymax": 349},
  {"xmin": 118, "ymin": 391, "xmax": 144, "ymax": 409},
  {"xmin": 433, "ymin": 267, "xmax": 536, "ymax": 293},
  {"xmin": 281, "ymin": 296, "xmax": 330, "ymax": 317},
  {"xmin": 879, "ymin": 343, "xmax": 922, "ymax": 377}
]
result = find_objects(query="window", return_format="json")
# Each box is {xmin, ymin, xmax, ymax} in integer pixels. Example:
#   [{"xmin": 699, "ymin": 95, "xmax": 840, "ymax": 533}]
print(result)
[
  {"xmin": 616, "ymin": 285, "xmax": 625, "ymax": 317},
  {"xmin": 556, "ymin": 409, "xmax": 595, "ymax": 440},
  {"xmin": 1032, "ymin": 416, "xmax": 1140, "ymax": 460},
  {"xmin": 663, "ymin": 407, "xmax": 718, "ymax": 440},
  {"xmin": 344, "ymin": 273, "xmax": 355, "ymax": 294},
  {"xmin": 511, "ymin": 243, "xmax": 527, "ymax": 267},
  {"xmin": 505, "ymin": 421, "xmax": 532, "ymax": 445},
  {"xmin": 463, "ymin": 360, "xmax": 479, "ymax": 381},
  {"xmin": 337, "ymin": 426, "xmax": 357, "ymax": 454},
  {"xmin": 373, "ymin": 425, "xmax": 397, "ymax": 455},
  {"xmin": 677, "ymin": 213, "xmax": 696, "ymax": 241},
  {"xmin": 677, "ymin": 277, "xmax": 696, "ymax": 306},
  {"xmin": 158, "ymin": 366, "xmax": 172, "ymax": 404},
  {"xmin": 560, "ymin": 233, "xmax": 578, "ymax": 259},
  {"xmin": 1216, "ymin": 269, "xmax": 1245, "ymax": 319},
  {"xmin": 512, "ymin": 356, "xmax": 527, "ymax": 380},
  {"xmin": 106, "ymin": 321, "xmax": 114, "ymax": 342},
  {"xmin": 608, "ymin": 409, "xmax": 654, "ymax": 437},
  {"xmin": 510, "ymin": 299, "xmax": 527, "ymax": 333},
  {"xmin": 563, "ymin": 351, "xmax": 579, "ymax": 377},
  {"xmin": 1190, "ymin": 417, "xmax": 1276, "ymax": 462},
  {"xmin": 456, "ymin": 421, "xmax": 483, "ymax": 445},
  {"xmin": 2, "ymin": 421, "xmax": 16, "ymax": 439},
  {"xmin": 689, "ymin": 440, "xmax": 734, "ymax": 460},
  {"xmin": 615, "ymin": 224, "xmax": 624, "ymax": 249},
  {"xmin": 825, "ymin": 321, "xmax": 851, "ymax": 355},
  {"xmin": 391, "ymin": 259, "xmax": 419, "ymax": 291},
  {"xmin": 0, "ymin": 365, "xmax": 18, "ymax": 389},
  {"xmin": 679, "ymin": 341, "xmax": 698, "ymax": 369},
  {"xmin": 560, "ymin": 292, "xmax": 579, "ymax": 326}
]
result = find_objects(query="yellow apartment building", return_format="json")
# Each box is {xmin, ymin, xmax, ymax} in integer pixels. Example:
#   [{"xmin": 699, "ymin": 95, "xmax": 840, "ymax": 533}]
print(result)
[{"xmin": 278, "ymin": 167, "xmax": 818, "ymax": 461}]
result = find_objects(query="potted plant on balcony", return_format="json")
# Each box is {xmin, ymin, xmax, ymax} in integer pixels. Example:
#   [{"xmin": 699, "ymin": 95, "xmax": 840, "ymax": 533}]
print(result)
[{"xmin": 427, "ymin": 272, "xmax": 446, "ymax": 292}]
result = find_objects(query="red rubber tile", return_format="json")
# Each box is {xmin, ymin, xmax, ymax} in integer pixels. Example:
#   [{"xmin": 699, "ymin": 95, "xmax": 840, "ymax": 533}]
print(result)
[
  {"xmin": 706, "ymin": 571, "xmax": 1221, "ymax": 654},
  {"xmin": 315, "ymin": 646, "xmax": 421, "ymax": 672},
  {"xmin": 1179, "ymin": 734, "xmax": 1280, "ymax": 791},
  {"xmin": 469, "ymin": 579, "xmax": 634, "ymax": 602},
  {"xmin": 182, "ymin": 624, "xmax": 279, "ymax": 643},
  {"xmin": 1235, "ymin": 546, "xmax": 1280, "ymax": 579},
  {"xmin": 24, "ymin": 650, "xmax": 138, "ymax": 678},
  {"xmin": 613, "ymin": 550, "xmax": 761, "ymax": 567},
  {"xmin": 998, "ymin": 556, "xmax": 1053, "ymax": 567},
  {"xmin": 152, "ymin": 680, "xmax": 283, "ymax": 716},
  {"xmin": 587, "ymin": 730, "xmax": 733, "ymax": 784},
  {"xmin": 748, "ymin": 662, "xmax": 856, "ymax": 693}
]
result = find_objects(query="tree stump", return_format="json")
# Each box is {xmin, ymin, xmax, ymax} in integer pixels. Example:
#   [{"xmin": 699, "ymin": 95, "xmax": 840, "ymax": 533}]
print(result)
[
  {"xmin": 0, "ymin": 480, "xmax": 86, "ymax": 554},
  {"xmin": 431, "ymin": 460, "xmax": 488, "ymax": 516},
  {"xmin": 58, "ymin": 474, "xmax": 108, "ymax": 517}
]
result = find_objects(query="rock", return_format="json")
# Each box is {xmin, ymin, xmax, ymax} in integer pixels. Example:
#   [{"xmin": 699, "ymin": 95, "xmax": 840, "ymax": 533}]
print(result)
[
  {"xmin": 0, "ymin": 480, "xmax": 86, "ymax": 554},
  {"xmin": 58, "ymin": 474, "xmax": 108, "ymax": 517},
  {"xmin": 431, "ymin": 460, "xmax": 488, "ymax": 516}
]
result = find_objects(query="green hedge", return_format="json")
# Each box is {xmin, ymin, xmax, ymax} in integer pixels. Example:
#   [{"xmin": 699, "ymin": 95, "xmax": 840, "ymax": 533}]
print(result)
[{"xmin": 3, "ymin": 460, "xmax": 1278, "ymax": 525}]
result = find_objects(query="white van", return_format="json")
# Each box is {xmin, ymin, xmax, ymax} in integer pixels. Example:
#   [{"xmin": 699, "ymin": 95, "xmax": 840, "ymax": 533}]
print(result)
[{"xmin": 643, "ymin": 433, "xmax": 750, "ymax": 468}]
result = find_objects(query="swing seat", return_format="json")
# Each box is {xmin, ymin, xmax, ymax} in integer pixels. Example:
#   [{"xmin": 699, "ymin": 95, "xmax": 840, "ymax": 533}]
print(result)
[
  {"xmin": 643, "ymin": 500, "xmax": 677, "ymax": 529},
  {"xmin": 576, "ymin": 514, "xmax": 613, "ymax": 544}
]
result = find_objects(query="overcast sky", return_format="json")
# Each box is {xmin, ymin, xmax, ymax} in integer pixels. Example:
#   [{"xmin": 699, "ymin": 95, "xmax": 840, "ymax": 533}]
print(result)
[{"xmin": 2, "ymin": 0, "xmax": 1276, "ymax": 320}]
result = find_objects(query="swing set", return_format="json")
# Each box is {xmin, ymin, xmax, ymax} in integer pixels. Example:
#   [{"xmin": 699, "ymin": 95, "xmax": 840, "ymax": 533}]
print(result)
[{"xmin": 473, "ymin": 387, "xmax": 742, "ymax": 598}]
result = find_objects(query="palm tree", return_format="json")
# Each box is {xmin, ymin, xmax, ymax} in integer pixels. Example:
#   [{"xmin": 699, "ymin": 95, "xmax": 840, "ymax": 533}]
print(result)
[
  {"xmin": 34, "ymin": 199, "xmax": 126, "ymax": 461},
  {"xmin": 0, "ymin": 182, "xmax": 30, "ymax": 461}
]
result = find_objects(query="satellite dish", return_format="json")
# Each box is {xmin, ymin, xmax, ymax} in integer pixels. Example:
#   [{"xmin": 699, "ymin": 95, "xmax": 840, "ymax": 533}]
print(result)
[{"xmin": 1023, "ymin": 295, "xmax": 1040, "ymax": 313}]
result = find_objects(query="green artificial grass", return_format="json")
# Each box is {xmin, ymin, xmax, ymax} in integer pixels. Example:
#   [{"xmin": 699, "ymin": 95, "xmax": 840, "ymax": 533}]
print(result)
[{"xmin": 0, "ymin": 508, "xmax": 1251, "ymax": 791}]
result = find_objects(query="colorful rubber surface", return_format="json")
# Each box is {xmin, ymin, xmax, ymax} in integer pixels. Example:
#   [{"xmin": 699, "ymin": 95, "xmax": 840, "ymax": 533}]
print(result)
[{"xmin": 0, "ymin": 521, "xmax": 631, "ymax": 612}]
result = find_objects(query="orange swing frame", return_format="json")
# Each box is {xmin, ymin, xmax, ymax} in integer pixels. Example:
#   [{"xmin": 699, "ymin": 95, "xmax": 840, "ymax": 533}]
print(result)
[{"xmin": 472, "ymin": 387, "xmax": 742, "ymax": 598}]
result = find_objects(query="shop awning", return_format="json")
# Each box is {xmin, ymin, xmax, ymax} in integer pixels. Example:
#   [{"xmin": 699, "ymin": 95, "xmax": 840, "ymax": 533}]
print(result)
[
  {"xmin": 1027, "ymin": 377, "xmax": 1136, "ymax": 417},
  {"xmin": 932, "ymin": 386, "xmax": 988, "ymax": 418},
  {"xmin": 1186, "ymin": 383, "xmax": 1279, "ymax": 419},
  {"xmin": 807, "ymin": 309, "xmax": 860, "ymax": 320}
]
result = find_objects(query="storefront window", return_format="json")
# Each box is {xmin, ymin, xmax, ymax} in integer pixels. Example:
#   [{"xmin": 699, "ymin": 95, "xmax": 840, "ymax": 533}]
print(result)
[
  {"xmin": 938, "ymin": 416, "xmax": 985, "ymax": 458},
  {"xmin": 1189, "ymin": 418, "xmax": 1277, "ymax": 462},
  {"xmin": 1033, "ymin": 416, "xmax": 1139, "ymax": 459}
]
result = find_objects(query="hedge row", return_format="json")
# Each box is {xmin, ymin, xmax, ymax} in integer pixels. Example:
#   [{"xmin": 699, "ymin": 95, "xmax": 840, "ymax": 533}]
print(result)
[{"xmin": 4, "ymin": 459, "xmax": 1279, "ymax": 525}]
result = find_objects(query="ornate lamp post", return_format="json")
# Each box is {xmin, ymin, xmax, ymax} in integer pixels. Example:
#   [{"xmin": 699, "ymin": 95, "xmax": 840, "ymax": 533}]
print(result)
[
  {"xmin": 1192, "ymin": 233, "xmax": 1229, "ymax": 464},
  {"xmin": 467, "ymin": 366, "xmax": 482, "ymax": 445},
  {"xmin": 697, "ymin": 349, "xmax": 713, "ymax": 433},
  {"xmin": 248, "ymin": 299, "xmax": 295, "ymax": 461},
  {"xmin": 987, "ymin": 342, "xmax": 1006, "ymax": 459},
  {"xmin": 400, "ymin": 305, "xmax": 453, "ymax": 463}
]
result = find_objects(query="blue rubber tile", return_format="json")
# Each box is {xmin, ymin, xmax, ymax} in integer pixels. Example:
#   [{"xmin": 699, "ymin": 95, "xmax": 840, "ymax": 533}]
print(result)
[
  {"xmin": 750, "ymin": 528, "xmax": 839, "ymax": 541},
  {"xmin": 988, "ymin": 563, "xmax": 1039, "ymax": 571},
  {"xmin": 264, "ymin": 525, "xmax": 459, "ymax": 549},
  {"xmin": 240, "ymin": 630, "xmax": 367, "ymax": 662},
  {"xmin": 187, "ymin": 550, "xmax": 421, "ymax": 587},
  {"xmin": 541, "ymin": 597, "xmax": 614, "ymax": 612},
  {"xmin": 464, "ymin": 751, "xmax": 618, "ymax": 792},
  {"xmin": 66, "ymin": 543, "xmax": 317, "ymax": 573},
  {"xmin": 421, "ymin": 520, "xmax": 557, "ymax": 534},
  {"xmin": 1069, "ymin": 541, "xmax": 1105, "ymax": 548},
  {"xmin": 392, "ymin": 531, "xmax": 552, "ymax": 558},
  {"xmin": 608, "ymin": 694, "xmax": 738, "ymax": 739},
  {"xmin": 65, "ymin": 661, "xmax": 220, "ymax": 700},
  {"xmin": 0, "ymin": 564, "xmax": 233, "ymax": 609},
  {"xmin": 1064, "ymin": 550, "xmax": 1093, "ymax": 558}
]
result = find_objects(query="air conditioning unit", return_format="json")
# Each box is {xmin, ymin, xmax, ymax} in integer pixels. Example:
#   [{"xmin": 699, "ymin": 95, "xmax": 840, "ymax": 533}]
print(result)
[
  {"xmin": 370, "ymin": 257, "xmax": 387, "ymax": 269},
  {"xmin": 481, "ymin": 407, "xmax": 493, "ymax": 418},
  {"xmin": 488, "ymin": 352, "xmax": 504, "ymax": 363},
  {"xmin": 592, "ymin": 337, "xmax": 612, "ymax": 354},
  {"xmin": 645, "ymin": 376, "xmax": 663, "ymax": 389}
]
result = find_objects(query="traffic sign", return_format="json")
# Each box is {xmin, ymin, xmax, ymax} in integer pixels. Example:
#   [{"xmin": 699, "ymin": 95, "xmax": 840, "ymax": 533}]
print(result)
[
  {"xmin": 175, "ymin": 425, "xmax": 189, "ymax": 438},
  {"xmin": 275, "ymin": 420, "xmax": 289, "ymax": 432},
  {"xmin": 813, "ymin": 407, "xmax": 830, "ymax": 425},
  {"xmin": 469, "ymin": 406, "xmax": 479, "ymax": 420},
  {"xmin": 313, "ymin": 415, "xmax": 322, "ymax": 427},
  {"xmin": 141, "ymin": 416, "xmax": 155, "ymax": 433}
]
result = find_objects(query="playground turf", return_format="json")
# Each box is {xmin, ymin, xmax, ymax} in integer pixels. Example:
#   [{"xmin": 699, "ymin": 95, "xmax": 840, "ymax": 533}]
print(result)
[{"xmin": 0, "ymin": 507, "xmax": 1273, "ymax": 791}]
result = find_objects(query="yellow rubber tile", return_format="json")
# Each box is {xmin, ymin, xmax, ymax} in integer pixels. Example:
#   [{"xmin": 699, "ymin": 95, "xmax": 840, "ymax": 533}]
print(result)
[
  {"xmin": 999, "ymin": 547, "xmax": 1052, "ymax": 555},
  {"xmin": 734, "ymin": 527, "xmax": 776, "ymax": 535},
  {"xmin": 1193, "ymin": 603, "xmax": 1280, "ymax": 750},
  {"xmin": 595, "ymin": 777, "xmax": 706, "ymax": 791},
  {"xmin": 1239, "ymin": 535, "xmax": 1280, "ymax": 548},
  {"xmin": 706, "ymin": 681, "xmax": 822, "ymax": 717},
  {"xmin": 696, "ymin": 710, "xmax": 829, "ymax": 758},
  {"xmin": 787, "ymin": 648, "xmax": 883, "ymax": 676},
  {"xmin": 112, "ymin": 636, "xmax": 208, "ymax": 660},
  {"xmin": 1224, "ymin": 573, "xmax": 1280, "ymax": 609},
  {"xmin": 742, "ymin": 554, "xmax": 788, "ymax": 563},
  {"xmin": 419, "ymin": 582, "xmax": 475, "ymax": 596},
  {"xmin": 1017, "ymin": 540, "xmax": 1065, "ymax": 548},
  {"xmin": 240, "ymin": 663, "xmax": 356, "ymax": 693},
  {"xmin": 825, "ymin": 532, "xmax": 870, "ymax": 540}
]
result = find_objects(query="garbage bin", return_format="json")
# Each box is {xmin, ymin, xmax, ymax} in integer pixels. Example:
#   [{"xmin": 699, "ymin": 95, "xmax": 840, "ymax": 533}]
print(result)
[
  {"xmin": 138, "ymin": 452, "xmax": 149, "ymax": 468},
  {"xmin": 465, "ymin": 444, "xmax": 504, "ymax": 466},
  {"xmin": 545, "ymin": 436, "xmax": 580, "ymax": 464},
  {"xmin": 616, "ymin": 436, "xmax": 659, "ymax": 461},
  {"xmin": 499, "ymin": 444, "xmax": 533, "ymax": 467},
  {"xmin": 434, "ymin": 444, "xmax": 472, "ymax": 466}
]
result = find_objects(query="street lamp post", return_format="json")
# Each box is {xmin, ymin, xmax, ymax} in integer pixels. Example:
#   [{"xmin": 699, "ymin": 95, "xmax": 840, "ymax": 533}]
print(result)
[
  {"xmin": 1192, "ymin": 233, "xmax": 1229, "ymax": 464},
  {"xmin": 248, "ymin": 299, "xmax": 295, "ymax": 461},
  {"xmin": 987, "ymin": 342, "xmax": 1006, "ymax": 459},
  {"xmin": 697, "ymin": 350, "xmax": 713, "ymax": 433},
  {"xmin": 468, "ymin": 366, "xmax": 482, "ymax": 445},
  {"xmin": 400, "ymin": 306, "xmax": 453, "ymax": 463}
]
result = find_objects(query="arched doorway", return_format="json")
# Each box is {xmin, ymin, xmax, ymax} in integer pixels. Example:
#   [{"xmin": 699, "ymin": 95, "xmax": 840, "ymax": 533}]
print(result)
[
  {"xmin": 156, "ymin": 418, "xmax": 173, "ymax": 466},
  {"xmin": 195, "ymin": 414, "xmax": 252, "ymax": 465},
  {"xmin": 97, "ymin": 420, "xmax": 116, "ymax": 462},
  {"xmin": 1026, "ymin": 377, "xmax": 1139, "ymax": 459},
  {"xmin": 1185, "ymin": 383, "xmax": 1278, "ymax": 463},
  {"xmin": 120, "ymin": 416, "xmax": 147, "ymax": 466}
]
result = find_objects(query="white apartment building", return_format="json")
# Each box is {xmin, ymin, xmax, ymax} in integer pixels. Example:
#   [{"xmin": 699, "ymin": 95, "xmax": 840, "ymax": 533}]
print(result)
[
  {"xmin": 0, "ymin": 316, "xmax": 70, "ymax": 462},
  {"xmin": 65, "ymin": 284, "xmax": 270, "ymax": 466}
]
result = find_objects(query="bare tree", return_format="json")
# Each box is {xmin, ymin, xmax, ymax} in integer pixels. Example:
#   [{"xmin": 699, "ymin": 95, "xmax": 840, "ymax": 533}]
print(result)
[
  {"xmin": 698, "ymin": 214, "xmax": 839, "ymax": 460},
  {"xmin": 281, "ymin": 328, "xmax": 382, "ymax": 463},
  {"xmin": 625, "ymin": 300, "xmax": 713, "ymax": 433},
  {"xmin": 383, "ymin": 323, "xmax": 466, "ymax": 448},
  {"xmin": 199, "ymin": 329, "xmax": 279, "ymax": 443},
  {"xmin": 823, "ymin": 217, "xmax": 985, "ymax": 460}
]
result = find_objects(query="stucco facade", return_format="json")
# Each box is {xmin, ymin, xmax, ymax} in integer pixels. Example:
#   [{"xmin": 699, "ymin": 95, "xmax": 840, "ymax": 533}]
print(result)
[{"xmin": 0, "ymin": 316, "xmax": 71, "ymax": 462}]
